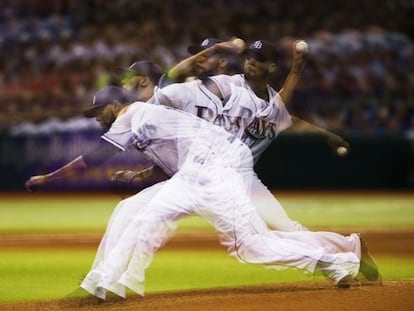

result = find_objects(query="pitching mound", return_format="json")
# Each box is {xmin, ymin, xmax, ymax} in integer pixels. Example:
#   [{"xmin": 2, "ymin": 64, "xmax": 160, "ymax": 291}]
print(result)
[{"xmin": 2, "ymin": 280, "xmax": 413, "ymax": 311}]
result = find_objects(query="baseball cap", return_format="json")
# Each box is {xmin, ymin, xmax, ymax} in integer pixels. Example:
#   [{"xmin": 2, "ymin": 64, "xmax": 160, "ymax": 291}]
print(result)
[
  {"xmin": 119, "ymin": 60, "xmax": 163, "ymax": 84},
  {"xmin": 83, "ymin": 86, "xmax": 132, "ymax": 118},
  {"xmin": 246, "ymin": 40, "xmax": 279, "ymax": 62},
  {"xmin": 187, "ymin": 38, "xmax": 223, "ymax": 54}
]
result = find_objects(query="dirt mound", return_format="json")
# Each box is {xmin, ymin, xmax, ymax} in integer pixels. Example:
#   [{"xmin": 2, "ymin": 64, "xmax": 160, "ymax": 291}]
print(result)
[{"xmin": 2, "ymin": 280, "xmax": 413, "ymax": 311}]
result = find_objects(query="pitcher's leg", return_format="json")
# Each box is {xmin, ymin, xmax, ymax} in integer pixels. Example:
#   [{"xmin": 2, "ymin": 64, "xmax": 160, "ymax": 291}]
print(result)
[
  {"xmin": 271, "ymin": 231, "xmax": 361, "ymax": 259},
  {"xmin": 81, "ymin": 179, "xmax": 184, "ymax": 299},
  {"xmin": 89, "ymin": 182, "xmax": 166, "ymax": 270},
  {"xmin": 251, "ymin": 175, "xmax": 307, "ymax": 231},
  {"xmin": 222, "ymin": 220, "xmax": 360, "ymax": 286},
  {"xmin": 117, "ymin": 176, "xmax": 197, "ymax": 295},
  {"xmin": 207, "ymin": 174, "xmax": 360, "ymax": 286}
]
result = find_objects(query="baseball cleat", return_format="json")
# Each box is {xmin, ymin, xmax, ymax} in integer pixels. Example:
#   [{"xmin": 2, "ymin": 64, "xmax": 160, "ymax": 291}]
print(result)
[
  {"xmin": 317, "ymin": 251, "xmax": 360, "ymax": 289},
  {"xmin": 358, "ymin": 236, "xmax": 382, "ymax": 284},
  {"xmin": 336, "ymin": 274, "xmax": 354, "ymax": 288}
]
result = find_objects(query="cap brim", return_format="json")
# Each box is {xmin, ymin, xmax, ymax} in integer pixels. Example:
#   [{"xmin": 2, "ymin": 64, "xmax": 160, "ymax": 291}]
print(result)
[
  {"xmin": 245, "ymin": 49, "xmax": 274, "ymax": 62},
  {"xmin": 83, "ymin": 106, "xmax": 101, "ymax": 118},
  {"xmin": 187, "ymin": 45, "xmax": 203, "ymax": 55}
]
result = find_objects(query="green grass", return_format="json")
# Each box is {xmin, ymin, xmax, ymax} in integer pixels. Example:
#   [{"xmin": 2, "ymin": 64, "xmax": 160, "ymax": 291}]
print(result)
[
  {"xmin": 0, "ymin": 195, "xmax": 118, "ymax": 233},
  {"xmin": 0, "ymin": 192, "xmax": 413, "ymax": 233},
  {"xmin": 278, "ymin": 193, "xmax": 414, "ymax": 230},
  {"xmin": 0, "ymin": 249, "xmax": 413, "ymax": 303},
  {"xmin": 0, "ymin": 192, "xmax": 413, "ymax": 303},
  {"xmin": 0, "ymin": 250, "xmax": 91, "ymax": 302}
]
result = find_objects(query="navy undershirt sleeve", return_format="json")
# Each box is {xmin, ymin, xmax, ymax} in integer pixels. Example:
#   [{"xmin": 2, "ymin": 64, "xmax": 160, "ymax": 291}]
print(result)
[
  {"xmin": 83, "ymin": 139, "xmax": 121, "ymax": 167},
  {"xmin": 158, "ymin": 73, "xmax": 174, "ymax": 88}
]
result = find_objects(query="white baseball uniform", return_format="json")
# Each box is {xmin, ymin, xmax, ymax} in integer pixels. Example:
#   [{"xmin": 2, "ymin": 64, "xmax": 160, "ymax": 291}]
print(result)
[
  {"xmin": 208, "ymin": 74, "xmax": 279, "ymax": 160},
  {"xmin": 153, "ymin": 77, "xmax": 361, "ymax": 252},
  {"xmin": 81, "ymin": 103, "xmax": 360, "ymax": 299},
  {"xmin": 151, "ymin": 78, "xmax": 308, "ymax": 232},
  {"xmin": 199, "ymin": 73, "xmax": 312, "ymax": 231}
]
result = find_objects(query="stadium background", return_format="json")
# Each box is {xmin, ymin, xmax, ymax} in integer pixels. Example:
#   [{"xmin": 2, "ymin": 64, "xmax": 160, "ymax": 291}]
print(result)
[
  {"xmin": 0, "ymin": 0, "xmax": 413, "ymax": 191},
  {"xmin": 0, "ymin": 2, "xmax": 413, "ymax": 310}
]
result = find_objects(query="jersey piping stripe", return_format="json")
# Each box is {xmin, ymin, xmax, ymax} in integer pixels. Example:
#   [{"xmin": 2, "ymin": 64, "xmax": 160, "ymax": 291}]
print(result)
[{"xmin": 101, "ymin": 135, "xmax": 127, "ymax": 151}]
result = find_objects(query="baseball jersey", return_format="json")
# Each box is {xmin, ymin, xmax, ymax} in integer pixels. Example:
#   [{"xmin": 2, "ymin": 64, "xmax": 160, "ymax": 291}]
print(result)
[
  {"xmin": 150, "ymin": 78, "xmax": 289, "ymax": 162},
  {"xmin": 210, "ymin": 74, "xmax": 292, "ymax": 163},
  {"xmin": 150, "ymin": 79, "xmax": 259, "ymax": 139},
  {"xmin": 103, "ymin": 103, "xmax": 253, "ymax": 176},
  {"xmin": 101, "ymin": 101, "xmax": 176, "ymax": 176}
]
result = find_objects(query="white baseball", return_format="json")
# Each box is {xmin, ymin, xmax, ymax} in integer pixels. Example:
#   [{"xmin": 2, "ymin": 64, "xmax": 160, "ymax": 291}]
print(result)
[
  {"xmin": 232, "ymin": 38, "xmax": 246, "ymax": 50},
  {"xmin": 336, "ymin": 146, "xmax": 348, "ymax": 157},
  {"xmin": 295, "ymin": 40, "xmax": 309, "ymax": 54}
]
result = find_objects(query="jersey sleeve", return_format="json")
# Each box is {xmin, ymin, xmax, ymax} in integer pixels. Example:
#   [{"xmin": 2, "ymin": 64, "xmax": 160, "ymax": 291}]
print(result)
[
  {"xmin": 102, "ymin": 131, "xmax": 134, "ymax": 152},
  {"xmin": 151, "ymin": 83, "xmax": 196, "ymax": 111},
  {"xmin": 209, "ymin": 74, "xmax": 244, "ymax": 87},
  {"xmin": 157, "ymin": 73, "xmax": 174, "ymax": 88},
  {"xmin": 257, "ymin": 92, "xmax": 292, "ymax": 132},
  {"xmin": 151, "ymin": 85, "xmax": 184, "ymax": 110},
  {"xmin": 101, "ymin": 104, "xmax": 140, "ymax": 151}
]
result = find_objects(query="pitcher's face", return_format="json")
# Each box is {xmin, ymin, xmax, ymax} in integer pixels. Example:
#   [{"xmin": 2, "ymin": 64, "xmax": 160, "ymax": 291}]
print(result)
[
  {"xmin": 95, "ymin": 104, "xmax": 116, "ymax": 130},
  {"xmin": 195, "ymin": 52, "xmax": 221, "ymax": 77},
  {"xmin": 243, "ymin": 52, "xmax": 273, "ymax": 81}
]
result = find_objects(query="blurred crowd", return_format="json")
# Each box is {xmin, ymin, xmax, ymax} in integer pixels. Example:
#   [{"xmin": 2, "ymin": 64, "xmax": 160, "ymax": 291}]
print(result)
[{"xmin": 0, "ymin": 0, "xmax": 413, "ymax": 139}]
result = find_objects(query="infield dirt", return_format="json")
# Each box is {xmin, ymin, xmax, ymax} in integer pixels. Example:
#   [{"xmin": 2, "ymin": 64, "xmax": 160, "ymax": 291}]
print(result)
[{"xmin": 1, "ymin": 280, "xmax": 413, "ymax": 311}]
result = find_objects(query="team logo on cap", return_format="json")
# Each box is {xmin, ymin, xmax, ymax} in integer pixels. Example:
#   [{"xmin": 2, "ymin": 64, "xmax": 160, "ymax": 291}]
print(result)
[
  {"xmin": 201, "ymin": 39, "xmax": 210, "ymax": 47},
  {"xmin": 252, "ymin": 40, "xmax": 263, "ymax": 49}
]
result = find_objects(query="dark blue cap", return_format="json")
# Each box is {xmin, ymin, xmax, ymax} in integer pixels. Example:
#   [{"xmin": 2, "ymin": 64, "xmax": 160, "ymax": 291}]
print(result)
[
  {"xmin": 83, "ymin": 86, "xmax": 132, "ymax": 118},
  {"xmin": 187, "ymin": 38, "xmax": 223, "ymax": 54},
  {"xmin": 246, "ymin": 40, "xmax": 279, "ymax": 62},
  {"xmin": 120, "ymin": 60, "xmax": 163, "ymax": 84}
]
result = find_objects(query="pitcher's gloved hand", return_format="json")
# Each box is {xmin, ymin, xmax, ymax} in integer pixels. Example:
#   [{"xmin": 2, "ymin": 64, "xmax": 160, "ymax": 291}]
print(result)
[
  {"xmin": 110, "ymin": 165, "xmax": 156, "ymax": 183},
  {"xmin": 110, "ymin": 170, "xmax": 141, "ymax": 184}
]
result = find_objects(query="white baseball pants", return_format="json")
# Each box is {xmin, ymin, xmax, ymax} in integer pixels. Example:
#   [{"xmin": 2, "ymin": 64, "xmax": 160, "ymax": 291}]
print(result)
[{"xmin": 81, "ymin": 164, "xmax": 359, "ymax": 299}]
